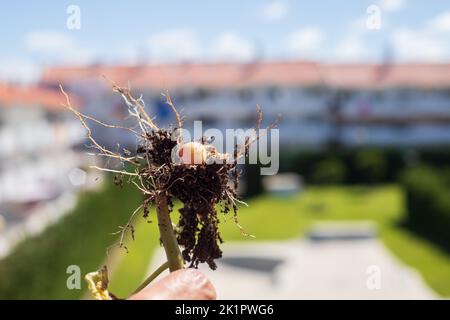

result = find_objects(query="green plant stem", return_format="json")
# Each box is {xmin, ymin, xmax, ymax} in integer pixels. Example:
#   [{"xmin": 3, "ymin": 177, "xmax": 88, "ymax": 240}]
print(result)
[
  {"xmin": 131, "ymin": 261, "xmax": 169, "ymax": 295},
  {"xmin": 155, "ymin": 192, "xmax": 184, "ymax": 272}
]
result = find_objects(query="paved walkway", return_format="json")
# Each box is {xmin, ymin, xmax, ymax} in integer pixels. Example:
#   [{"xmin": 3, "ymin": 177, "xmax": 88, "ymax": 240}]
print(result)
[{"xmin": 148, "ymin": 239, "xmax": 437, "ymax": 299}]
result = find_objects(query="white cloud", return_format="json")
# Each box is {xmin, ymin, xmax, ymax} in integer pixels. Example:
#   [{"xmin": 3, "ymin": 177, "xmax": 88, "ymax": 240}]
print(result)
[
  {"xmin": 147, "ymin": 29, "xmax": 201, "ymax": 62},
  {"xmin": 391, "ymin": 28, "xmax": 448, "ymax": 62},
  {"xmin": 286, "ymin": 27, "xmax": 322, "ymax": 57},
  {"xmin": 429, "ymin": 11, "xmax": 450, "ymax": 32},
  {"xmin": 109, "ymin": 46, "xmax": 140, "ymax": 65},
  {"xmin": 0, "ymin": 58, "xmax": 41, "ymax": 84},
  {"xmin": 210, "ymin": 33, "xmax": 255, "ymax": 62},
  {"xmin": 331, "ymin": 0, "xmax": 449, "ymax": 63},
  {"xmin": 260, "ymin": 1, "xmax": 289, "ymax": 21},
  {"xmin": 24, "ymin": 30, "xmax": 93, "ymax": 65},
  {"xmin": 25, "ymin": 31, "xmax": 74, "ymax": 54},
  {"xmin": 379, "ymin": 0, "xmax": 406, "ymax": 13},
  {"xmin": 334, "ymin": 37, "xmax": 368, "ymax": 62},
  {"xmin": 385, "ymin": 11, "xmax": 450, "ymax": 63}
]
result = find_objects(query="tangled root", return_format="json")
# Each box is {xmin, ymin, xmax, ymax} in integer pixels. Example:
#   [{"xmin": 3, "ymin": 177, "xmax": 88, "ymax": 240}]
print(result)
[
  {"xmin": 139, "ymin": 130, "xmax": 238, "ymax": 269},
  {"xmin": 61, "ymin": 82, "xmax": 269, "ymax": 270}
]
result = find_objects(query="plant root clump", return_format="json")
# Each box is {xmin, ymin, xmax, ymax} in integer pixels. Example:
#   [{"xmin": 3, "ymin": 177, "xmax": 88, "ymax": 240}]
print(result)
[
  {"xmin": 61, "ymin": 83, "xmax": 267, "ymax": 273},
  {"xmin": 139, "ymin": 129, "xmax": 238, "ymax": 269}
]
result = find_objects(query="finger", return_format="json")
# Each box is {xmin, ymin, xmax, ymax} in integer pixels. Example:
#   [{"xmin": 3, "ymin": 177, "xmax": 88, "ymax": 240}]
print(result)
[{"xmin": 128, "ymin": 268, "xmax": 216, "ymax": 300}]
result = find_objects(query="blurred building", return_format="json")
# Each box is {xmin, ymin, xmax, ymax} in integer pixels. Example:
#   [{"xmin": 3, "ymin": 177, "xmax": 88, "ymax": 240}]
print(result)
[
  {"xmin": 40, "ymin": 61, "xmax": 450, "ymax": 148},
  {"xmin": 0, "ymin": 84, "xmax": 85, "ymax": 226}
]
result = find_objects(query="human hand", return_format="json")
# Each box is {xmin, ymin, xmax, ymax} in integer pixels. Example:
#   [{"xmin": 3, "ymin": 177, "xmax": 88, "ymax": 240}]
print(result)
[{"xmin": 128, "ymin": 269, "xmax": 216, "ymax": 300}]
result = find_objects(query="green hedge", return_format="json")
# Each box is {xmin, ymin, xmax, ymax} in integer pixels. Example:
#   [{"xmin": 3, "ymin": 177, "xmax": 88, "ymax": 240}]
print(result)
[
  {"xmin": 245, "ymin": 148, "xmax": 450, "ymax": 196},
  {"xmin": 0, "ymin": 182, "xmax": 141, "ymax": 299},
  {"xmin": 311, "ymin": 158, "xmax": 347, "ymax": 184},
  {"xmin": 401, "ymin": 166, "xmax": 450, "ymax": 248},
  {"xmin": 278, "ymin": 147, "xmax": 450, "ymax": 185}
]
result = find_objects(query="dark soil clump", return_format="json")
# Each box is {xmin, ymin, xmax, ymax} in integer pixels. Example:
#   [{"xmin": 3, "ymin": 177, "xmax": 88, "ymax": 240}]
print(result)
[{"xmin": 138, "ymin": 129, "xmax": 239, "ymax": 269}]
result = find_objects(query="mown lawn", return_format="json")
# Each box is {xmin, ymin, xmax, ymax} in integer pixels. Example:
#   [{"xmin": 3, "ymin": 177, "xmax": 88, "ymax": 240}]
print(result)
[
  {"xmin": 107, "ymin": 215, "xmax": 159, "ymax": 297},
  {"xmin": 0, "ymin": 181, "xmax": 142, "ymax": 299},
  {"xmin": 1, "ymin": 183, "xmax": 449, "ymax": 298},
  {"xmin": 220, "ymin": 185, "xmax": 402, "ymax": 240},
  {"xmin": 110, "ymin": 185, "xmax": 450, "ymax": 298}
]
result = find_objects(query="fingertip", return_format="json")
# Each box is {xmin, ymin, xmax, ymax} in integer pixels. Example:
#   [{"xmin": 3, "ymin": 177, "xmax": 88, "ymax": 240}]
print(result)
[
  {"xmin": 128, "ymin": 268, "xmax": 216, "ymax": 300},
  {"xmin": 178, "ymin": 268, "xmax": 217, "ymax": 300}
]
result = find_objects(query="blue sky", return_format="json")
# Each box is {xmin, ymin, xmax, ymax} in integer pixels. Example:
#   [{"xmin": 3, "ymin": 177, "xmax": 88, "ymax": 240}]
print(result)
[{"xmin": 1, "ymin": 0, "xmax": 450, "ymax": 82}]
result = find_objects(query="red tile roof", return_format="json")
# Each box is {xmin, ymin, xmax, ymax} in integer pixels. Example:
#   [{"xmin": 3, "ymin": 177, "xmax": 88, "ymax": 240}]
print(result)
[
  {"xmin": 41, "ymin": 61, "xmax": 322, "ymax": 89},
  {"xmin": 0, "ymin": 84, "xmax": 80, "ymax": 110},
  {"xmin": 41, "ymin": 61, "xmax": 450, "ymax": 90},
  {"xmin": 321, "ymin": 63, "xmax": 450, "ymax": 89}
]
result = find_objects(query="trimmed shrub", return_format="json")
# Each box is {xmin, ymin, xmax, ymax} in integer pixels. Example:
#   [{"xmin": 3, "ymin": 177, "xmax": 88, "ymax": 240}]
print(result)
[
  {"xmin": 244, "ymin": 164, "xmax": 264, "ymax": 197},
  {"xmin": 278, "ymin": 147, "xmax": 450, "ymax": 185},
  {"xmin": 354, "ymin": 149, "xmax": 387, "ymax": 183},
  {"xmin": 401, "ymin": 166, "xmax": 450, "ymax": 248},
  {"xmin": 311, "ymin": 158, "xmax": 347, "ymax": 185}
]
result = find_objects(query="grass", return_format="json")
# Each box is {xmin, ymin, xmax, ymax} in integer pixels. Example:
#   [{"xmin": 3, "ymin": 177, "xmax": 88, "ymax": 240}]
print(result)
[
  {"xmin": 107, "ymin": 215, "xmax": 159, "ymax": 297},
  {"xmin": 1, "ymin": 183, "xmax": 449, "ymax": 298},
  {"xmin": 220, "ymin": 185, "xmax": 402, "ymax": 241},
  {"xmin": 383, "ymin": 227, "xmax": 450, "ymax": 297},
  {"xmin": 0, "ymin": 181, "xmax": 141, "ymax": 299},
  {"xmin": 110, "ymin": 184, "xmax": 450, "ymax": 297}
]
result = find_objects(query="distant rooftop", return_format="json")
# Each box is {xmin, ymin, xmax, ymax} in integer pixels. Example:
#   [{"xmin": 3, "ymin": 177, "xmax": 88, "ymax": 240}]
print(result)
[
  {"xmin": 41, "ymin": 61, "xmax": 450, "ymax": 90},
  {"xmin": 0, "ymin": 84, "xmax": 80, "ymax": 110}
]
